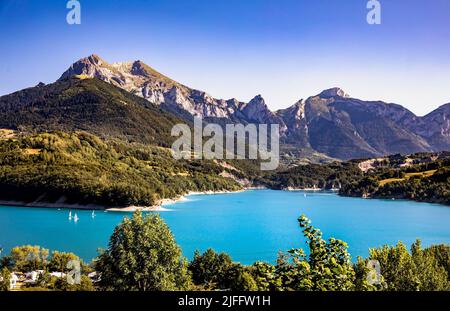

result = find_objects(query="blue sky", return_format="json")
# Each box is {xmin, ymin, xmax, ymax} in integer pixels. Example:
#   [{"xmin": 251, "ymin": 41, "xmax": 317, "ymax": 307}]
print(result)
[{"xmin": 0, "ymin": 0, "xmax": 449, "ymax": 115}]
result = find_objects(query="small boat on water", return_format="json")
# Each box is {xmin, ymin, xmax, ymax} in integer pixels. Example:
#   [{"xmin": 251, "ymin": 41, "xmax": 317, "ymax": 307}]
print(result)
[
  {"xmin": 68, "ymin": 211, "xmax": 72, "ymax": 220},
  {"xmin": 74, "ymin": 213, "xmax": 79, "ymax": 222},
  {"xmin": 304, "ymin": 193, "xmax": 307, "ymax": 198},
  {"xmin": 91, "ymin": 210, "xmax": 96, "ymax": 218}
]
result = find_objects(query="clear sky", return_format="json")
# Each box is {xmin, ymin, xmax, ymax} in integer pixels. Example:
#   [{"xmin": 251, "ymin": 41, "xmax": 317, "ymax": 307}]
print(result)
[{"xmin": 0, "ymin": 0, "xmax": 449, "ymax": 116}]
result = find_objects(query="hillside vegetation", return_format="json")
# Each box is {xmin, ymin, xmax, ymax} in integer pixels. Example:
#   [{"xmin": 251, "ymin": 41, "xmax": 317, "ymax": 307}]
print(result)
[
  {"xmin": 340, "ymin": 154, "xmax": 450, "ymax": 204},
  {"xmin": 266, "ymin": 161, "xmax": 363, "ymax": 190},
  {"xmin": 261, "ymin": 152, "xmax": 450, "ymax": 205},
  {"xmin": 0, "ymin": 77, "xmax": 182, "ymax": 146},
  {"xmin": 0, "ymin": 131, "xmax": 241, "ymax": 207}
]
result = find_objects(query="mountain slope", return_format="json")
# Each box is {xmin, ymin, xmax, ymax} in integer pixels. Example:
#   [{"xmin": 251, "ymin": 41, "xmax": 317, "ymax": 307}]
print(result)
[
  {"xmin": 3, "ymin": 54, "xmax": 448, "ymax": 161},
  {"xmin": 408, "ymin": 103, "xmax": 450, "ymax": 151},
  {"xmin": 59, "ymin": 54, "xmax": 286, "ymax": 129},
  {"xmin": 0, "ymin": 131, "xmax": 241, "ymax": 207},
  {"xmin": 278, "ymin": 88, "xmax": 432, "ymax": 160},
  {"xmin": 0, "ymin": 76, "xmax": 183, "ymax": 146}
]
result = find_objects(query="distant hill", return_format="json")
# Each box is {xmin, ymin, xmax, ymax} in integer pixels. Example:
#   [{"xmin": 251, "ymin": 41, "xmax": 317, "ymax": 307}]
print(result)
[
  {"xmin": 339, "ymin": 152, "xmax": 450, "ymax": 205},
  {"xmin": 0, "ymin": 131, "xmax": 241, "ymax": 207},
  {"xmin": 277, "ymin": 88, "xmax": 433, "ymax": 159},
  {"xmin": 266, "ymin": 152, "xmax": 450, "ymax": 205},
  {"xmin": 0, "ymin": 77, "xmax": 183, "ymax": 147}
]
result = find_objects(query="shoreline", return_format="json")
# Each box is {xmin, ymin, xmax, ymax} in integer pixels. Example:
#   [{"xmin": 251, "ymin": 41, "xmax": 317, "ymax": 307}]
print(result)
[
  {"xmin": 0, "ymin": 188, "xmax": 252, "ymax": 213},
  {"xmin": 0, "ymin": 199, "xmax": 170, "ymax": 213},
  {"xmin": 1, "ymin": 188, "xmax": 445, "ymax": 212},
  {"xmin": 282, "ymin": 187, "xmax": 339, "ymax": 191},
  {"xmin": 157, "ymin": 189, "xmax": 248, "ymax": 208},
  {"xmin": 0, "ymin": 187, "xmax": 342, "ymax": 212}
]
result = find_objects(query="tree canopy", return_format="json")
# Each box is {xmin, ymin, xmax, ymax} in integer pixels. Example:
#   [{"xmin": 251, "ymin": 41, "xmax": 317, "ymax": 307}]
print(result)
[{"xmin": 95, "ymin": 211, "xmax": 190, "ymax": 291}]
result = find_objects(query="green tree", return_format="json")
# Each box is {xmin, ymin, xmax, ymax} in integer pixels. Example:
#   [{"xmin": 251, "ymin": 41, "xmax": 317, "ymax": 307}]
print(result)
[
  {"xmin": 230, "ymin": 270, "xmax": 258, "ymax": 291},
  {"xmin": 411, "ymin": 240, "xmax": 449, "ymax": 291},
  {"xmin": 367, "ymin": 240, "xmax": 450, "ymax": 291},
  {"xmin": 275, "ymin": 250, "xmax": 313, "ymax": 291},
  {"xmin": 368, "ymin": 242, "xmax": 420, "ymax": 291},
  {"xmin": 95, "ymin": 211, "xmax": 190, "ymax": 291},
  {"xmin": 0, "ymin": 256, "xmax": 13, "ymax": 270},
  {"xmin": 250, "ymin": 261, "xmax": 281, "ymax": 291},
  {"xmin": 52, "ymin": 275, "xmax": 95, "ymax": 291},
  {"xmin": 36, "ymin": 271, "xmax": 52, "ymax": 289},
  {"xmin": 10, "ymin": 245, "xmax": 49, "ymax": 271},
  {"xmin": 423, "ymin": 244, "xmax": 450, "ymax": 280},
  {"xmin": 48, "ymin": 251, "xmax": 91, "ymax": 273},
  {"xmin": 188, "ymin": 249, "xmax": 234, "ymax": 289},
  {"xmin": 276, "ymin": 215, "xmax": 356, "ymax": 291},
  {"xmin": 0, "ymin": 267, "xmax": 10, "ymax": 291}
]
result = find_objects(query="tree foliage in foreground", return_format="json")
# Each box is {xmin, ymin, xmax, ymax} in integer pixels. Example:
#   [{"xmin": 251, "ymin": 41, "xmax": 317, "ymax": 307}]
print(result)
[
  {"xmin": 188, "ymin": 215, "xmax": 356, "ymax": 291},
  {"xmin": 271, "ymin": 215, "xmax": 356, "ymax": 291},
  {"xmin": 95, "ymin": 211, "xmax": 190, "ymax": 291},
  {"xmin": 0, "ymin": 267, "xmax": 10, "ymax": 291},
  {"xmin": 367, "ymin": 240, "xmax": 449, "ymax": 291}
]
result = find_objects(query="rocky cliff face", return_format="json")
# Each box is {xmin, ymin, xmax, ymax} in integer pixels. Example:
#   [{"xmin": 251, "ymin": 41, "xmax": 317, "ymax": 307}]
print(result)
[
  {"xmin": 280, "ymin": 89, "xmax": 432, "ymax": 159},
  {"xmin": 52, "ymin": 55, "xmax": 450, "ymax": 160},
  {"xmin": 409, "ymin": 103, "xmax": 450, "ymax": 151},
  {"xmin": 59, "ymin": 55, "xmax": 282, "ymax": 125}
]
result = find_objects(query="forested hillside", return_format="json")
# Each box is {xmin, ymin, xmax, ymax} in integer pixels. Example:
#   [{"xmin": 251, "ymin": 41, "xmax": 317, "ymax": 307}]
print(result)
[
  {"xmin": 340, "ymin": 155, "xmax": 450, "ymax": 205},
  {"xmin": 0, "ymin": 131, "xmax": 241, "ymax": 207},
  {"xmin": 266, "ymin": 161, "xmax": 363, "ymax": 190},
  {"xmin": 0, "ymin": 77, "xmax": 183, "ymax": 146}
]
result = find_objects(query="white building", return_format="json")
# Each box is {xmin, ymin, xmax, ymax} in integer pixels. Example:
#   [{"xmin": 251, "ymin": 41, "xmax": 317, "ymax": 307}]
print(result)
[{"xmin": 50, "ymin": 272, "xmax": 66, "ymax": 278}]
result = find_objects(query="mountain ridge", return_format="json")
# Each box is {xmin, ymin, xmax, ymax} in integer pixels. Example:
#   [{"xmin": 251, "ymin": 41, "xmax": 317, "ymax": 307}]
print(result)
[{"xmin": 1, "ymin": 54, "xmax": 449, "ymax": 161}]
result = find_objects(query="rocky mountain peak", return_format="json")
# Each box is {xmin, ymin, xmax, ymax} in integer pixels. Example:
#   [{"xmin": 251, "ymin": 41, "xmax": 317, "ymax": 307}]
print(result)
[
  {"xmin": 130, "ymin": 60, "xmax": 151, "ymax": 77},
  {"xmin": 293, "ymin": 99, "xmax": 304, "ymax": 108},
  {"xmin": 248, "ymin": 95, "xmax": 266, "ymax": 105},
  {"xmin": 319, "ymin": 87, "xmax": 349, "ymax": 98},
  {"xmin": 59, "ymin": 54, "xmax": 111, "ymax": 80},
  {"xmin": 86, "ymin": 54, "xmax": 104, "ymax": 64}
]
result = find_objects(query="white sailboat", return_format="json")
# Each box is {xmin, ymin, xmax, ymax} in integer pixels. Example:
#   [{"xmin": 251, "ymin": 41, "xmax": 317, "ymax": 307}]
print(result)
[
  {"xmin": 91, "ymin": 210, "xmax": 96, "ymax": 218},
  {"xmin": 304, "ymin": 193, "xmax": 307, "ymax": 198},
  {"xmin": 74, "ymin": 213, "xmax": 79, "ymax": 222},
  {"xmin": 68, "ymin": 211, "xmax": 72, "ymax": 220}
]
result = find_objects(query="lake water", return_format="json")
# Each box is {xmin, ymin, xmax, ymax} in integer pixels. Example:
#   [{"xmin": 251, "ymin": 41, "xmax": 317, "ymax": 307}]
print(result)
[{"xmin": 1, "ymin": 190, "xmax": 449, "ymax": 265}]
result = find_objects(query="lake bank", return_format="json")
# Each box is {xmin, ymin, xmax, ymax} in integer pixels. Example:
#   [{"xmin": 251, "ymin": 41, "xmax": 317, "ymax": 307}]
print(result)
[{"xmin": 0, "ymin": 189, "xmax": 248, "ymax": 212}]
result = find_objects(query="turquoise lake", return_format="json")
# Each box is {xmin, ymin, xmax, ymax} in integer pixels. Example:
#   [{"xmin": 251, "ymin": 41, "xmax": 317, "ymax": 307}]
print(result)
[{"xmin": 1, "ymin": 190, "xmax": 450, "ymax": 265}]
